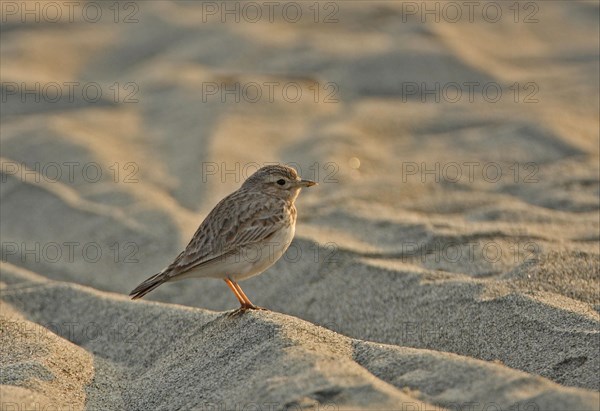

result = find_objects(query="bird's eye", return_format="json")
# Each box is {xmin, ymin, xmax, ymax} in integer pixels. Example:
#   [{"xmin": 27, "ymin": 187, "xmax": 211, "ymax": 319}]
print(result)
[{"xmin": 276, "ymin": 179, "xmax": 286, "ymax": 186}]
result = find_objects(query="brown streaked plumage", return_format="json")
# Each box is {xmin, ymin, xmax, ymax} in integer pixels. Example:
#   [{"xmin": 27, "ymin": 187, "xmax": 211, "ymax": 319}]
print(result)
[{"xmin": 129, "ymin": 164, "xmax": 316, "ymax": 312}]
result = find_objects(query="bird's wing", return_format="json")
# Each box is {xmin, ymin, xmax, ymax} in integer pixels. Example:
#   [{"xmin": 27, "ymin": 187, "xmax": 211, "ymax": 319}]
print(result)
[{"xmin": 163, "ymin": 190, "xmax": 287, "ymax": 279}]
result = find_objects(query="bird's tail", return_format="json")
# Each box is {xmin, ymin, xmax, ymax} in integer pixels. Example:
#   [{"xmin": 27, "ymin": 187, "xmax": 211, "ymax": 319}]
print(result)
[{"xmin": 129, "ymin": 271, "xmax": 167, "ymax": 300}]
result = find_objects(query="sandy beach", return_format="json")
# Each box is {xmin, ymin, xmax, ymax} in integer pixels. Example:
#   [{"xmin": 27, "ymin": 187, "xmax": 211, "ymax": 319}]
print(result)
[{"xmin": 1, "ymin": 1, "xmax": 599, "ymax": 410}]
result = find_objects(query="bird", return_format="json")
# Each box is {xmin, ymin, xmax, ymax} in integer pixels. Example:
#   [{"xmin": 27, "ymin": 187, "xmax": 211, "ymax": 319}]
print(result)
[{"xmin": 129, "ymin": 164, "xmax": 316, "ymax": 312}]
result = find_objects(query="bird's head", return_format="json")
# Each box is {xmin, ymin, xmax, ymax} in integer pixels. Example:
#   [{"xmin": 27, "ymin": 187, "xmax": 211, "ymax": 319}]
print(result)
[{"xmin": 242, "ymin": 164, "xmax": 317, "ymax": 201}]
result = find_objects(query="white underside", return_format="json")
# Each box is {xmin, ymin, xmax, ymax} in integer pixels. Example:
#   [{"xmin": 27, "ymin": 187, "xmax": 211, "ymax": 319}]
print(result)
[{"xmin": 171, "ymin": 223, "xmax": 295, "ymax": 282}]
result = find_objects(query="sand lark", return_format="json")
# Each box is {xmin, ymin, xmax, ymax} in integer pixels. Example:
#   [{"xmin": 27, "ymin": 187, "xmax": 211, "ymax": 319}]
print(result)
[{"xmin": 129, "ymin": 164, "xmax": 316, "ymax": 311}]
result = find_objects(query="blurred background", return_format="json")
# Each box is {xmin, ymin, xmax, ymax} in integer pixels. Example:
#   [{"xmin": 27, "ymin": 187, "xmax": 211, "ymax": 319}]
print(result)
[{"xmin": 1, "ymin": 0, "xmax": 599, "ymax": 392}]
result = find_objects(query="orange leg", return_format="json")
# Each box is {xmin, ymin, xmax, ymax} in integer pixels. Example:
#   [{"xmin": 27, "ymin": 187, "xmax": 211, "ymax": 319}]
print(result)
[
  {"xmin": 224, "ymin": 279, "xmax": 246, "ymax": 307},
  {"xmin": 232, "ymin": 281, "xmax": 265, "ymax": 310},
  {"xmin": 224, "ymin": 278, "xmax": 266, "ymax": 313}
]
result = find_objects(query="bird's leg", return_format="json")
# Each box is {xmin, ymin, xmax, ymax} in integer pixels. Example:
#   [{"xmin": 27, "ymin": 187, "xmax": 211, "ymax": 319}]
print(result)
[
  {"xmin": 232, "ymin": 281, "xmax": 266, "ymax": 311},
  {"xmin": 224, "ymin": 279, "xmax": 265, "ymax": 315},
  {"xmin": 224, "ymin": 278, "xmax": 246, "ymax": 308}
]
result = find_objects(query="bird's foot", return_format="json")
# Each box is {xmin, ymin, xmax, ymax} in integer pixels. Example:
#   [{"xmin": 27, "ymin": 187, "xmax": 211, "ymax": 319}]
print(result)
[
  {"xmin": 227, "ymin": 304, "xmax": 268, "ymax": 316},
  {"xmin": 248, "ymin": 305, "xmax": 267, "ymax": 311}
]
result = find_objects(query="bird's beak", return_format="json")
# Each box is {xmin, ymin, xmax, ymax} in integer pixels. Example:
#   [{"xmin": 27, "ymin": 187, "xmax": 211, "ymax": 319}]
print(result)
[{"xmin": 299, "ymin": 179, "xmax": 317, "ymax": 187}]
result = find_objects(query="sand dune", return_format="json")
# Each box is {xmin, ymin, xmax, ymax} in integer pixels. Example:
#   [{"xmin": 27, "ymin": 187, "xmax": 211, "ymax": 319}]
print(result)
[{"xmin": 2, "ymin": 264, "xmax": 598, "ymax": 410}]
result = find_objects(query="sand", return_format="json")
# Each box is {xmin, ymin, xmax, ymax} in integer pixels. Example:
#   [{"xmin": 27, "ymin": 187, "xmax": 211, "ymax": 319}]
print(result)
[{"xmin": 1, "ymin": 1, "xmax": 599, "ymax": 410}]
